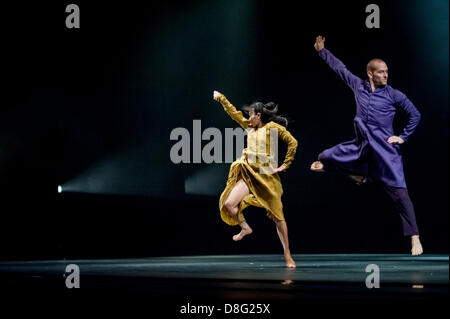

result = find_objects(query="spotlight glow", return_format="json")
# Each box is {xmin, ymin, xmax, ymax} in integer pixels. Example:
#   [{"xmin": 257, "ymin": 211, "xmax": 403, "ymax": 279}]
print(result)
[{"xmin": 58, "ymin": 185, "xmax": 62, "ymax": 193}]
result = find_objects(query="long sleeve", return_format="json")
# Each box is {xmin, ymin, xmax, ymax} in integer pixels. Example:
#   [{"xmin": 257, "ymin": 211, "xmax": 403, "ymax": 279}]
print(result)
[
  {"xmin": 318, "ymin": 48, "xmax": 362, "ymax": 92},
  {"xmin": 393, "ymin": 89, "xmax": 421, "ymax": 142},
  {"xmin": 277, "ymin": 125, "xmax": 298, "ymax": 169},
  {"xmin": 216, "ymin": 94, "xmax": 249, "ymax": 129}
]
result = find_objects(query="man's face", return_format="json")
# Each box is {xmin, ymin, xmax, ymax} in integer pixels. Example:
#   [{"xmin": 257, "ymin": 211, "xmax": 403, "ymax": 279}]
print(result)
[{"xmin": 368, "ymin": 61, "xmax": 388, "ymax": 87}]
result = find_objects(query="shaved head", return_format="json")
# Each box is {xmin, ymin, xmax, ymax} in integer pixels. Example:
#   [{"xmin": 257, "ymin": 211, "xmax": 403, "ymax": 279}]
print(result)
[
  {"xmin": 366, "ymin": 58, "xmax": 389, "ymax": 89},
  {"xmin": 367, "ymin": 58, "xmax": 387, "ymax": 73}
]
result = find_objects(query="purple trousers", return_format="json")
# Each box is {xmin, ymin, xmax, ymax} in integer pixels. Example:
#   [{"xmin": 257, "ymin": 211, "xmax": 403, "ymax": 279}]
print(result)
[
  {"xmin": 382, "ymin": 186, "xmax": 419, "ymax": 236},
  {"xmin": 319, "ymin": 152, "xmax": 419, "ymax": 237}
]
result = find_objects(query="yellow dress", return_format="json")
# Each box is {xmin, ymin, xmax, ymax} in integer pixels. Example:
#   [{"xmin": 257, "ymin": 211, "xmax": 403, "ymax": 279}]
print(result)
[{"xmin": 217, "ymin": 93, "xmax": 298, "ymax": 226}]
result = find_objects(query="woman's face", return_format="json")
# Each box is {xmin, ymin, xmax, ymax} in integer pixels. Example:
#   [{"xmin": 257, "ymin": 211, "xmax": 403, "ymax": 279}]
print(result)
[{"xmin": 248, "ymin": 108, "xmax": 262, "ymax": 128}]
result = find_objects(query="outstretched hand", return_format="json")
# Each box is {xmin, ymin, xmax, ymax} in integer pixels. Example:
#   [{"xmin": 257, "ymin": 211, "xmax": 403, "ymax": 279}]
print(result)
[
  {"xmin": 314, "ymin": 35, "xmax": 325, "ymax": 52},
  {"xmin": 213, "ymin": 90, "xmax": 222, "ymax": 101},
  {"xmin": 387, "ymin": 136, "xmax": 404, "ymax": 144}
]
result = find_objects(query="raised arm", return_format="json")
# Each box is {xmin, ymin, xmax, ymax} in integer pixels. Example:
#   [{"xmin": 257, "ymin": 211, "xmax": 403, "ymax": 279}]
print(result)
[
  {"xmin": 213, "ymin": 91, "xmax": 249, "ymax": 129},
  {"xmin": 315, "ymin": 35, "xmax": 362, "ymax": 91}
]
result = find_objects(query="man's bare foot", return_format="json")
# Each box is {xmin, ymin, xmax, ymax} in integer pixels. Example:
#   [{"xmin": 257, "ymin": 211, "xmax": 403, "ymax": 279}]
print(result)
[
  {"xmin": 284, "ymin": 252, "xmax": 296, "ymax": 268},
  {"xmin": 411, "ymin": 235, "xmax": 423, "ymax": 256},
  {"xmin": 310, "ymin": 161, "xmax": 324, "ymax": 172},
  {"xmin": 348, "ymin": 174, "xmax": 367, "ymax": 185},
  {"xmin": 233, "ymin": 226, "xmax": 253, "ymax": 241}
]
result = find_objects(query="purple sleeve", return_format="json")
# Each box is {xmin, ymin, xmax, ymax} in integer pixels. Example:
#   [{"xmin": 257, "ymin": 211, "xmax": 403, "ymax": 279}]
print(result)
[
  {"xmin": 393, "ymin": 89, "xmax": 421, "ymax": 142},
  {"xmin": 318, "ymin": 48, "xmax": 362, "ymax": 91}
]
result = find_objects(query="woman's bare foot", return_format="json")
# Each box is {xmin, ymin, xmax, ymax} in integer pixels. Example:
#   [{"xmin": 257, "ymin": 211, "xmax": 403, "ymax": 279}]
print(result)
[
  {"xmin": 310, "ymin": 161, "xmax": 324, "ymax": 172},
  {"xmin": 233, "ymin": 226, "xmax": 253, "ymax": 241},
  {"xmin": 284, "ymin": 252, "xmax": 296, "ymax": 268},
  {"xmin": 411, "ymin": 235, "xmax": 423, "ymax": 256}
]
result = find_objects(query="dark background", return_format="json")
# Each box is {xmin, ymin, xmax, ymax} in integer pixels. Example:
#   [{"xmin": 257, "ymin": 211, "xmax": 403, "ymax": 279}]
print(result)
[{"xmin": 1, "ymin": 0, "xmax": 448, "ymax": 260}]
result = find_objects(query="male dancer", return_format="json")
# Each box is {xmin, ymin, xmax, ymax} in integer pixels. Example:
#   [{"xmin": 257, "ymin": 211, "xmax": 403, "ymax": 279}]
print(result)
[{"xmin": 310, "ymin": 35, "xmax": 423, "ymax": 255}]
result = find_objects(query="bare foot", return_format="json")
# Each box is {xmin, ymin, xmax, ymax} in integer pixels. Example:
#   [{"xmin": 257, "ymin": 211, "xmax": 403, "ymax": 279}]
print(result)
[
  {"xmin": 348, "ymin": 174, "xmax": 367, "ymax": 185},
  {"xmin": 233, "ymin": 227, "xmax": 253, "ymax": 241},
  {"xmin": 310, "ymin": 161, "xmax": 324, "ymax": 172},
  {"xmin": 284, "ymin": 253, "xmax": 296, "ymax": 268},
  {"xmin": 411, "ymin": 235, "xmax": 423, "ymax": 256}
]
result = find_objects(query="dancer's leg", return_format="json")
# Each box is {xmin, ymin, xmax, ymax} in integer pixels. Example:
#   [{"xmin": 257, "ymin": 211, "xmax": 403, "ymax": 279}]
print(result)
[
  {"xmin": 224, "ymin": 179, "xmax": 252, "ymax": 241},
  {"xmin": 273, "ymin": 218, "xmax": 296, "ymax": 268},
  {"xmin": 383, "ymin": 185, "xmax": 423, "ymax": 255},
  {"xmin": 268, "ymin": 214, "xmax": 296, "ymax": 268},
  {"xmin": 311, "ymin": 159, "xmax": 366, "ymax": 184},
  {"xmin": 311, "ymin": 142, "xmax": 370, "ymax": 184}
]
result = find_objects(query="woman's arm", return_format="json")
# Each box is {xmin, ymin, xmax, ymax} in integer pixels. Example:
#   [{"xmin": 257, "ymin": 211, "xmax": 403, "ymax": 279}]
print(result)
[
  {"xmin": 213, "ymin": 91, "xmax": 249, "ymax": 129},
  {"xmin": 275, "ymin": 124, "xmax": 298, "ymax": 171}
]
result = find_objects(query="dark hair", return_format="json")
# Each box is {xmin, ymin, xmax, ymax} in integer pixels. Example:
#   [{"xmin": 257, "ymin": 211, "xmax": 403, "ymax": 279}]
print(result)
[{"xmin": 242, "ymin": 101, "xmax": 288, "ymax": 127}]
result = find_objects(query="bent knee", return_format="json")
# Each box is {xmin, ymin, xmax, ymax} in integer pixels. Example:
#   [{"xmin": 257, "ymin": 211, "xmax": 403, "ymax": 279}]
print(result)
[
  {"xmin": 268, "ymin": 213, "xmax": 283, "ymax": 223},
  {"xmin": 224, "ymin": 200, "xmax": 238, "ymax": 214}
]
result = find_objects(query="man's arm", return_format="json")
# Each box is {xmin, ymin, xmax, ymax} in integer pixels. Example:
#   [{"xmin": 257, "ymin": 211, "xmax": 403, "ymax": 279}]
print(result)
[
  {"xmin": 393, "ymin": 89, "xmax": 421, "ymax": 143},
  {"xmin": 315, "ymin": 35, "xmax": 362, "ymax": 92}
]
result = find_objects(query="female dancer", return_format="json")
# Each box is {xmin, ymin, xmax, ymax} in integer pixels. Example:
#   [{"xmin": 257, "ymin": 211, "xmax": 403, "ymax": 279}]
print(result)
[{"xmin": 213, "ymin": 90, "xmax": 298, "ymax": 268}]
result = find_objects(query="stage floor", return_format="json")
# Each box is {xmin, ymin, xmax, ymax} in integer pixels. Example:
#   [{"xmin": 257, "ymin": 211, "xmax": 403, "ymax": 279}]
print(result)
[{"xmin": 0, "ymin": 254, "xmax": 448, "ymax": 300}]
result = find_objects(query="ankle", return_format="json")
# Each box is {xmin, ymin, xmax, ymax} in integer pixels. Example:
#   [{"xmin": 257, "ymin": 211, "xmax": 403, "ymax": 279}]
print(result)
[{"xmin": 240, "ymin": 222, "xmax": 251, "ymax": 229}]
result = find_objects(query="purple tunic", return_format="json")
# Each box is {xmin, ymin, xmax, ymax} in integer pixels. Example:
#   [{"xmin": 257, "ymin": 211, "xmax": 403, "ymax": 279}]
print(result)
[{"xmin": 317, "ymin": 48, "xmax": 421, "ymax": 187}]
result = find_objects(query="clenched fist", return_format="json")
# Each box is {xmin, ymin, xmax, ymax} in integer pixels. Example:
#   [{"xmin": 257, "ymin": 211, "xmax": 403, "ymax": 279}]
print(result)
[{"xmin": 213, "ymin": 90, "xmax": 222, "ymax": 101}]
